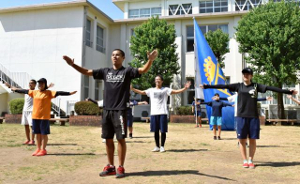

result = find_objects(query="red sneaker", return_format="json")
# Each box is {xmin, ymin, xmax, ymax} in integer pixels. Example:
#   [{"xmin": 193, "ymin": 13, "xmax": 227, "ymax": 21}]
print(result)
[
  {"xmin": 36, "ymin": 149, "xmax": 47, "ymax": 156},
  {"xmin": 243, "ymin": 163, "xmax": 249, "ymax": 168},
  {"xmin": 23, "ymin": 140, "xmax": 30, "ymax": 145},
  {"xmin": 249, "ymin": 163, "xmax": 255, "ymax": 169},
  {"xmin": 32, "ymin": 149, "xmax": 41, "ymax": 156},
  {"xmin": 116, "ymin": 166, "xmax": 125, "ymax": 178},
  {"xmin": 99, "ymin": 165, "xmax": 116, "ymax": 177}
]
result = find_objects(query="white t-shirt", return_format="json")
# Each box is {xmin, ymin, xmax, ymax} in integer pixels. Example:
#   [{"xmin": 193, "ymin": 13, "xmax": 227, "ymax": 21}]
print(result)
[
  {"xmin": 227, "ymin": 94, "xmax": 237, "ymax": 117},
  {"xmin": 23, "ymin": 94, "xmax": 33, "ymax": 112},
  {"xmin": 145, "ymin": 87, "xmax": 172, "ymax": 116}
]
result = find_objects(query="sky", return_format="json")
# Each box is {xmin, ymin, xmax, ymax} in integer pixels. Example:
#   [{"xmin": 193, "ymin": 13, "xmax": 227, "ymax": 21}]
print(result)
[{"xmin": 0, "ymin": 0, "xmax": 123, "ymax": 20}]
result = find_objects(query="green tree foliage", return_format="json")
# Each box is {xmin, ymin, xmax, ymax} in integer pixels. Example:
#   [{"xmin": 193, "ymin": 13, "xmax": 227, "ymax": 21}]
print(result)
[
  {"xmin": 236, "ymin": 1, "xmax": 300, "ymax": 118},
  {"xmin": 8, "ymin": 98, "xmax": 24, "ymax": 114},
  {"xmin": 205, "ymin": 29, "xmax": 230, "ymax": 68},
  {"xmin": 129, "ymin": 16, "xmax": 180, "ymax": 89}
]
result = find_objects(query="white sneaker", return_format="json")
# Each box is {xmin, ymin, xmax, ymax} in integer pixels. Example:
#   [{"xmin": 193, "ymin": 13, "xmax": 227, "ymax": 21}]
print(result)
[
  {"xmin": 102, "ymin": 139, "xmax": 106, "ymax": 143},
  {"xmin": 152, "ymin": 147, "xmax": 160, "ymax": 152},
  {"xmin": 160, "ymin": 146, "xmax": 166, "ymax": 152}
]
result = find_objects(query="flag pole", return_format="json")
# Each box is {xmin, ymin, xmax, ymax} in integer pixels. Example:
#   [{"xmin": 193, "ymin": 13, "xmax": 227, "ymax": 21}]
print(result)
[{"xmin": 193, "ymin": 17, "xmax": 198, "ymax": 127}]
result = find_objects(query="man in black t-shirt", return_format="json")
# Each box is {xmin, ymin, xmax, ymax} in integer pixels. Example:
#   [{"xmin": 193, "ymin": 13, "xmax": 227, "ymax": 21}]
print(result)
[
  {"xmin": 200, "ymin": 67, "xmax": 298, "ymax": 169},
  {"xmin": 63, "ymin": 49, "xmax": 158, "ymax": 178}
]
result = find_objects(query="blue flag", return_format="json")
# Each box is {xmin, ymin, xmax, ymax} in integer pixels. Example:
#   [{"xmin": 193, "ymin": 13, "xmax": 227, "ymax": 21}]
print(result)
[{"xmin": 194, "ymin": 19, "xmax": 235, "ymax": 130}]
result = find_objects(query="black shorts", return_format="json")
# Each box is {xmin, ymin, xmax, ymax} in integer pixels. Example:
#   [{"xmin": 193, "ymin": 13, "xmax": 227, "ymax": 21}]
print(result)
[{"xmin": 102, "ymin": 110, "xmax": 127, "ymax": 140}]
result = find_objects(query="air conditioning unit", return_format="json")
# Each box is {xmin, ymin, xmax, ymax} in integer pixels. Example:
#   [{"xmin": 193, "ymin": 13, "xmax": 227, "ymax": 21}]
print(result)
[
  {"xmin": 133, "ymin": 104, "xmax": 150, "ymax": 121},
  {"xmin": 268, "ymin": 104, "xmax": 278, "ymax": 119}
]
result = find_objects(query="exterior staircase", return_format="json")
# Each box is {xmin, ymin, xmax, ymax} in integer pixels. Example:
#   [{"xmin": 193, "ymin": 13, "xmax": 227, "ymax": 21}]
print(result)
[{"xmin": 0, "ymin": 63, "xmax": 66, "ymax": 117}]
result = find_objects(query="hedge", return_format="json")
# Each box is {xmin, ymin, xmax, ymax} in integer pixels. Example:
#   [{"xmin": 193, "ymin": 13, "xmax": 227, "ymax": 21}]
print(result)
[
  {"xmin": 74, "ymin": 101, "xmax": 101, "ymax": 115},
  {"xmin": 175, "ymin": 106, "xmax": 193, "ymax": 115},
  {"xmin": 8, "ymin": 98, "xmax": 24, "ymax": 114}
]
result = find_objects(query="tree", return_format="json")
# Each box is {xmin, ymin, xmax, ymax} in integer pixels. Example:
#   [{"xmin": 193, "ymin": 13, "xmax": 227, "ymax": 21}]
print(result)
[
  {"xmin": 236, "ymin": 1, "xmax": 300, "ymax": 119},
  {"xmin": 129, "ymin": 16, "xmax": 180, "ymax": 89},
  {"xmin": 205, "ymin": 29, "xmax": 230, "ymax": 68}
]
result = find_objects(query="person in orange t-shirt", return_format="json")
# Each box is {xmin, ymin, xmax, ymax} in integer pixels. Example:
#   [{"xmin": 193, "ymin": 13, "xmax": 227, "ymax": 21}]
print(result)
[{"xmin": 10, "ymin": 78, "xmax": 77, "ymax": 156}]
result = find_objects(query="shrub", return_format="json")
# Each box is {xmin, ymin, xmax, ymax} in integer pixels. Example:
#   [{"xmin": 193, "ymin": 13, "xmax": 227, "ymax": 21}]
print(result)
[
  {"xmin": 74, "ymin": 101, "xmax": 100, "ymax": 115},
  {"xmin": 175, "ymin": 106, "xmax": 193, "ymax": 115},
  {"xmin": 8, "ymin": 98, "xmax": 24, "ymax": 114}
]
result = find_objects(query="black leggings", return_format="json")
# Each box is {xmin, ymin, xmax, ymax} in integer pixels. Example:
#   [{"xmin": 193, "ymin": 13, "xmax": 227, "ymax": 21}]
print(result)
[{"xmin": 154, "ymin": 131, "xmax": 166, "ymax": 147}]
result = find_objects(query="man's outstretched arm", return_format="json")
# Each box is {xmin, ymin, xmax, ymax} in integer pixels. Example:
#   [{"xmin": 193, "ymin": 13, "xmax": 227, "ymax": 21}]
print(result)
[
  {"xmin": 63, "ymin": 56, "xmax": 93, "ymax": 76},
  {"xmin": 138, "ymin": 50, "xmax": 158, "ymax": 74}
]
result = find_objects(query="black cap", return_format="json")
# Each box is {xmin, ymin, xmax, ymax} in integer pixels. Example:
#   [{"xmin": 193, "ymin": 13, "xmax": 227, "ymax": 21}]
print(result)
[
  {"xmin": 242, "ymin": 67, "xmax": 253, "ymax": 75},
  {"xmin": 37, "ymin": 78, "xmax": 48, "ymax": 90}
]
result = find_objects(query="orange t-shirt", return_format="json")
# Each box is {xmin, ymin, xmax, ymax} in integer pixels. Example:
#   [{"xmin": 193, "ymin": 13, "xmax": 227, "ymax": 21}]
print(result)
[{"xmin": 28, "ymin": 90, "xmax": 56, "ymax": 120}]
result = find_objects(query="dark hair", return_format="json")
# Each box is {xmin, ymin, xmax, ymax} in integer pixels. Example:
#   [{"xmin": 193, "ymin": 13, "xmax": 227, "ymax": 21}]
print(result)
[
  {"xmin": 113, "ymin": 49, "xmax": 125, "ymax": 57},
  {"xmin": 30, "ymin": 79, "xmax": 37, "ymax": 84},
  {"xmin": 214, "ymin": 93, "xmax": 219, "ymax": 97},
  {"xmin": 155, "ymin": 75, "xmax": 164, "ymax": 81}
]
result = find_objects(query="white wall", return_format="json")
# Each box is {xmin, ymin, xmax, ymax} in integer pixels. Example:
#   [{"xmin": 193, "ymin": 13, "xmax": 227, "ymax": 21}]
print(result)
[
  {"xmin": 83, "ymin": 8, "xmax": 111, "ymax": 100},
  {"xmin": 0, "ymin": 6, "xmax": 85, "ymax": 113}
]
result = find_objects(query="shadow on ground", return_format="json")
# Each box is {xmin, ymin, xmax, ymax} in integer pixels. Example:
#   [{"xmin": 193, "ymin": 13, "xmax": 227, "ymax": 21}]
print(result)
[
  {"xmin": 257, "ymin": 161, "xmax": 300, "ymax": 167},
  {"xmin": 167, "ymin": 149, "xmax": 208, "ymax": 152},
  {"xmin": 47, "ymin": 143, "xmax": 78, "ymax": 146},
  {"xmin": 128, "ymin": 170, "xmax": 235, "ymax": 181},
  {"xmin": 47, "ymin": 153, "xmax": 96, "ymax": 156}
]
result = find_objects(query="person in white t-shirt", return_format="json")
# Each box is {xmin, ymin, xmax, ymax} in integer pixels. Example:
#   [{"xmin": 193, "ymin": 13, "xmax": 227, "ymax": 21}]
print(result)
[{"xmin": 131, "ymin": 75, "xmax": 191, "ymax": 152}]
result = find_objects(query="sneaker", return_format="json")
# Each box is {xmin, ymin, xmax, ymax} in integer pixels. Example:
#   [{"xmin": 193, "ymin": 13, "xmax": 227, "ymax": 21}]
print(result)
[
  {"xmin": 36, "ymin": 149, "xmax": 47, "ymax": 156},
  {"xmin": 23, "ymin": 140, "xmax": 30, "ymax": 145},
  {"xmin": 32, "ymin": 149, "xmax": 41, "ymax": 156},
  {"xmin": 99, "ymin": 165, "xmax": 116, "ymax": 177},
  {"xmin": 160, "ymin": 146, "xmax": 166, "ymax": 152},
  {"xmin": 217, "ymin": 136, "xmax": 221, "ymax": 140},
  {"xmin": 116, "ymin": 166, "xmax": 125, "ymax": 178},
  {"xmin": 199, "ymin": 124, "xmax": 202, "ymax": 128},
  {"xmin": 28, "ymin": 140, "xmax": 35, "ymax": 145},
  {"xmin": 249, "ymin": 163, "xmax": 255, "ymax": 169},
  {"xmin": 152, "ymin": 147, "xmax": 160, "ymax": 152},
  {"xmin": 213, "ymin": 136, "xmax": 217, "ymax": 140},
  {"xmin": 129, "ymin": 133, "xmax": 133, "ymax": 139},
  {"xmin": 243, "ymin": 163, "xmax": 249, "ymax": 168}
]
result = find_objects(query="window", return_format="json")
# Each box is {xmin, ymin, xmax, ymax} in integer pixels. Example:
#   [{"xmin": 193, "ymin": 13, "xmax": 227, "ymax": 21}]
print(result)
[
  {"xmin": 235, "ymin": 0, "xmax": 262, "ymax": 11},
  {"xmin": 186, "ymin": 78, "xmax": 195, "ymax": 104},
  {"xmin": 140, "ymin": 8, "xmax": 150, "ymax": 17},
  {"xmin": 129, "ymin": 7, "xmax": 161, "ymax": 18},
  {"xmin": 84, "ymin": 76, "xmax": 89, "ymax": 99},
  {"xmin": 199, "ymin": 0, "xmax": 228, "ymax": 13},
  {"xmin": 95, "ymin": 81, "xmax": 101, "ymax": 100},
  {"xmin": 169, "ymin": 4, "xmax": 192, "ymax": 16},
  {"xmin": 86, "ymin": 19, "xmax": 92, "ymax": 47},
  {"xmin": 186, "ymin": 24, "xmax": 228, "ymax": 52},
  {"xmin": 96, "ymin": 25, "xmax": 105, "ymax": 53},
  {"xmin": 129, "ymin": 9, "xmax": 139, "ymax": 18},
  {"xmin": 151, "ymin": 7, "xmax": 162, "ymax": 16}
]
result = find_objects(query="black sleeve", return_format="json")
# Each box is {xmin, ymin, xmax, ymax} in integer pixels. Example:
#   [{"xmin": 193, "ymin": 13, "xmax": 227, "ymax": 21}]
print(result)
[
  {"xmin": 15, "ymin": 89, "xmax": 29, "ymax": 94},
  {"xmin": 204, "ymin": 83, "xmax": 239, "ymax": 92},
  {"xmin": 257, "ymin": 97, "xmax": 267, "ymax": 101},
  {"xmin": 87, "ymin": 98, "xmax": 98, "ymax": 105},
  {"xmin": 55, "ymin": 91, "xmax": 71, "ymax": 97},
  {"xmin": 222, "ymin": 102, "xmax": 232, "ymax": 107},
  {"xmin": 202, "ymin": 101, "xmax": 212, "ymax": 106},
  {"xmin": 127, "ymin": 67, "xmax": 141, "ymax": 79},
  {"xmin": 93, "ymin": 68, "xmax": 105, "ymax": 80},
  {"xmin": 265, "ymin": 86, "xmax": 293, "ymax": 94},
  {"xmin": 219, "ymin": 97, "xmax": 228, "ymax": 101}
]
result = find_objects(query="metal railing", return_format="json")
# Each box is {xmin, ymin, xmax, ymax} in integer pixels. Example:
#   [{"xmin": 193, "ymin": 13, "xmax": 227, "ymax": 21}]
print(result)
[{"xmin": 0, "ymin": 63, "xmax": 64, "ymax": 116}]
